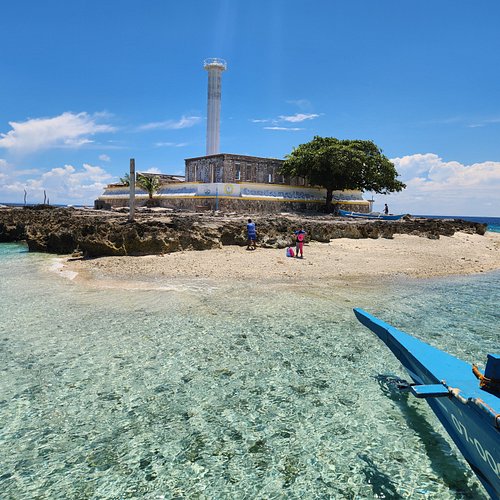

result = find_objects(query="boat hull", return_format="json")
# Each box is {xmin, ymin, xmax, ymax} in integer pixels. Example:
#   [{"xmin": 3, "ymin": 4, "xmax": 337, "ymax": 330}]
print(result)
[
  {"xmin": 354, "ymin": 308, "xmax": 500, "ymax": 499},
  {"xmin": 338, "ymin": 209, "xmax": 404, "ymax": 220}
]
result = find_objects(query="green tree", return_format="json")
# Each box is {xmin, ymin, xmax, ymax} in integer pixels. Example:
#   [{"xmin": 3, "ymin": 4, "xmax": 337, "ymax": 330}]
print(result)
[
  {"xmin": 280, "ymin": 136, "xmax": 406, "ymax": 210},
  {"xmin": 136, "ymin": 174, "xmax": 161, "ymax": 201}
]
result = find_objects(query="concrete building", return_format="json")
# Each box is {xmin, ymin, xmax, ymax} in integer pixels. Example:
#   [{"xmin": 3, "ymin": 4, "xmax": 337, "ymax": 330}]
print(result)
[
  {"xmin": 97, "ymin": 165, "xmax": 369, "ymax": 213},
  {"xmin": 185, "ymin": 153, "xmax": 306, "ymax": 186},
  {"xmin": 97, "ymin": 153, "xmax": 370, "ymax": 214}
]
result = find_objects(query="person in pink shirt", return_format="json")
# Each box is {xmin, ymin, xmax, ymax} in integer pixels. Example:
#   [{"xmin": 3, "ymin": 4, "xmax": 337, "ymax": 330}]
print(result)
[{"xmin": 293, "ymin": 228, "xmax": 306, "ymax": 258}]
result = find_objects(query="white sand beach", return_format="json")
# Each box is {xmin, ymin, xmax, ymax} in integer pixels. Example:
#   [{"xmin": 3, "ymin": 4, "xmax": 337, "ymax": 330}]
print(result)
[{"xmin": 63, "ymin": 232, "xmax": 500, "ymax": 287}]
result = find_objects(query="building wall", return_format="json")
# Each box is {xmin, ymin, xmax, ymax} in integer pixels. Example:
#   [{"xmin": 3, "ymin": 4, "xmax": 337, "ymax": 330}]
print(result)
[
  {"xmin": 97, "ymin": 181, "xmax": 370, "ymax": 213},
  {"xmin": 185, "ymin": 154, "xmax": 307, "ymax": 186},
  {"xmin": 95, "ymin": 196, "xmax": 369, "ymax": 214}
]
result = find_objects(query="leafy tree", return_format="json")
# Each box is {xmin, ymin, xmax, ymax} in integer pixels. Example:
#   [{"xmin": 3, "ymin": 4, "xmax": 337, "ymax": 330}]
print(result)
[
  {"xmin": 280, "ymin": 136, "xmax": 406, "ymax": 209},
  {"xmin": 136, "ymin": 174, "xmax": 161, "ymax": 200}
]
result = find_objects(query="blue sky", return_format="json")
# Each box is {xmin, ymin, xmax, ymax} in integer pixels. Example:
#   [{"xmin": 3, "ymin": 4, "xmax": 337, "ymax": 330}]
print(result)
[{"xmin": 1, "ymin": 0, "xmax": 499, "ymax": 215}]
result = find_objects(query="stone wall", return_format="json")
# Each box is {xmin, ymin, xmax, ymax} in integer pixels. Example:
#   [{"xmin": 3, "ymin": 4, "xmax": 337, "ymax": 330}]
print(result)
[
  {"xmin": 95, "ymin": 196, "xmax": 368, "ymax": 214},
  {"xmin": 160, "ymin": 198, "xmax": 369, "ymax": 214},
  {"xmin": 97, "ymin": 181, "xmax": 370, "ymax": 213},
  {"xmin": 185, "ymin": 154, "xmax": 307, "ymax": 186}
]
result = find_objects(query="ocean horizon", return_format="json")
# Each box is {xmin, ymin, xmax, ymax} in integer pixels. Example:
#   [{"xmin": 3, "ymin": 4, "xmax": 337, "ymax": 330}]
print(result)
[{"xmin": 1, "ymin": 235, "xmax": 498, "ymax": 498}]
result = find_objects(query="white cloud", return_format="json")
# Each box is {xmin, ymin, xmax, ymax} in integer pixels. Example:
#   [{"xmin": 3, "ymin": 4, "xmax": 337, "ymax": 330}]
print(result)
[
  {"xmin": 253, "ymin": 111, "xmax": 319, "ymax": 129},
  {"xmin": 99, "ymin": 154, "xmax": 111, "ymax": 162},
  {"xmin": 279, "ymin": 113, "xmax": 319, "ymax": 123},
  {"xmin": 63, "ymin": 138, "xmax": 94, "ymax": 147},
  {"xmin": 0, "ymin": 159, "xmax": 8, "ymax": 183},
  {"xmin": 0, "ymin": 162, "xmax": 112, "ymax": 205},
  {"xmin": 154, "ymin": 142, "xmax": 188, "ymax": 147},
  {"xmin": 139, "ymin": 115, "xmax": 201, "ymax": 131},
  {"xmin": 383, "ymin": 153, "xmax": 500, "ymax": 216},
  {"xmin": 0, "ymin": 112, "xmax": 115, "ymax": 153},
  {"xmin": 263, "ymin": 126, "xmax": 304, "ymax": 131},
  {"xmin": 0, "ymin": 158, "xmax": 39, "ymax": 179}
]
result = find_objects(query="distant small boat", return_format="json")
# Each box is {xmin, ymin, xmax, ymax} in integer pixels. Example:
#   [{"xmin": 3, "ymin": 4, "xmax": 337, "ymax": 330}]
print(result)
[
  {"xmin": 354, "ymin": 308, "xmax": 500, "ymax": 499},
  {"xmin": 338, "ymin": 209, "xmax": 404, "ymax": 220}
]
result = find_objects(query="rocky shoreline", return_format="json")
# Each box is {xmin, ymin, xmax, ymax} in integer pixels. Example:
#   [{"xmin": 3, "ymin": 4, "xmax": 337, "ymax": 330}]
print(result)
[{"xmin": 0, "ymin": 207, "xmax": 487, "ymax": 257}]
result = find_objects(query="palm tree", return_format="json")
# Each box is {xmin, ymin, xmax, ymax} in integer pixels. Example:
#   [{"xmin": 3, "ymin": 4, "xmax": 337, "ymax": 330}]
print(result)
[
  {"xmin": 119, "ymin": 173, "xmax": 130, "ymax": 186},
  {"xmin": 137, "ymin": 174, "xmax": 161, "ymax": 202}
]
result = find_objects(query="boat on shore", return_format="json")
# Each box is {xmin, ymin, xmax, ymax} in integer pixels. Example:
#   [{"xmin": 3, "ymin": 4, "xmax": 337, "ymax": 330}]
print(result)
[
  {"xmin": 339, "ymin": 209, "xmax": 404, "ymax": 220},
  {"xmin": 353, "ymin": 308, "xmax": 499, "ymax": 499},
  {"xmin": 339, "ymin": 209, "xmax": 405, "ymax": 220}
]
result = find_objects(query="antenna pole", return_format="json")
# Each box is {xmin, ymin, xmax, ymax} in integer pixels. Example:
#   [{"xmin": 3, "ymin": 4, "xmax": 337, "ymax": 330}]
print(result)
[{"xmin": 129, "ymin": 158, "xmax": 135, "ymax": 222}]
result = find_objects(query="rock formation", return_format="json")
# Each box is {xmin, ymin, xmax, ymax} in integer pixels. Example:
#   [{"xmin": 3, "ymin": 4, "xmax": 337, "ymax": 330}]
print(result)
[{"xmin": 0, "ymin": 207, "xmax": 487, "ymax": 258}]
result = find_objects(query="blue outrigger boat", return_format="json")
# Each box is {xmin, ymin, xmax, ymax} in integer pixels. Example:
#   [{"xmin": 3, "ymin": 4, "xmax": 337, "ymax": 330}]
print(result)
[
  {"xmin": 354, "ymin": 308, "xmax": 500, "ymax": 499},
  {"xmin": 338, "ymin": 209, "xmax": 404, "ymax": 220}
]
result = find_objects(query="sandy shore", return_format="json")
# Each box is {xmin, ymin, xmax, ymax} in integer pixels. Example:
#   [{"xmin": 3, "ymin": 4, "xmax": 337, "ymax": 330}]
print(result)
[{"xmin": 61, "ymin": 232, "xmax": 500, "ymax": 287}]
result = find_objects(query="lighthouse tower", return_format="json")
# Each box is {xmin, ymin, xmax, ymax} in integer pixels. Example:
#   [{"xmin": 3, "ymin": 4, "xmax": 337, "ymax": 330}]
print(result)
[{"xmin": 204, "ymin": 58, "xmax": 227, "ymax": 156}]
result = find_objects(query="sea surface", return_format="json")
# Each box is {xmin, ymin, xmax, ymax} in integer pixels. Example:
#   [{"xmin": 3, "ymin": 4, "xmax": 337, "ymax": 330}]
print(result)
[{"xmin": 1, "ymin": 241, "xmax": 499, "ymax": 499}]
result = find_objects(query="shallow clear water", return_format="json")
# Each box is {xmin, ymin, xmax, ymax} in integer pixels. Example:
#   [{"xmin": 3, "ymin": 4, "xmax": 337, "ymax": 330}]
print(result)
[{"xmin": 1, "ymin": 242, "xmax": 498, "ymax": 499}]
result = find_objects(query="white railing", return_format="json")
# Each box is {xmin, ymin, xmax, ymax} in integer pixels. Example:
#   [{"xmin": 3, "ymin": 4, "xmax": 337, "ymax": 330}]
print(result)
[{"xmin": 203, "ymin": 58, "xmax": 227, "ymax": 70}]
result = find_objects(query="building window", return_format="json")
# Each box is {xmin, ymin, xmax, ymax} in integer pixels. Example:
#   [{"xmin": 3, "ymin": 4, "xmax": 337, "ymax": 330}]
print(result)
[
  {"xmin": 235, "ymin": 163, "xmax": 240, "ymax": 181},
  {"xmin": 246, "ymin": 164, "xmax": 253, "ymax": 181},
  {"xmin": 268, "ymin": 173, "xmax": 272, "ymax": 183},
  {"xmin": 215, "ymin": 165, "xmax": 223, "ymax": 183}
]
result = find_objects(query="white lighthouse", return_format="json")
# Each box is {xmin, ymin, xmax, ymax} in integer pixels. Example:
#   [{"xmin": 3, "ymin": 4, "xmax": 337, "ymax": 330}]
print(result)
[{"xmin": 204, "ymin": 58, "xmax": 227, "ymax": 156}]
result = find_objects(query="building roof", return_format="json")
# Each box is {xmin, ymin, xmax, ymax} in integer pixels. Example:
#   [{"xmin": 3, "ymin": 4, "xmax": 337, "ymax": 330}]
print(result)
[{"xmin": 185, "ymin": 153, "xmax": 284, "ymax": 162}]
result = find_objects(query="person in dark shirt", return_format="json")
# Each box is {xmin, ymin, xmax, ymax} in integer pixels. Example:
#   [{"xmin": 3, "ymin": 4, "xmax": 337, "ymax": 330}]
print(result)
[
  {"xmin": 384, "ymin": 204, "xmax": 389, "ymax": 215},
  {"xmin": 246, "ymin": 219, "xmax": 256, "ymax": 250}
]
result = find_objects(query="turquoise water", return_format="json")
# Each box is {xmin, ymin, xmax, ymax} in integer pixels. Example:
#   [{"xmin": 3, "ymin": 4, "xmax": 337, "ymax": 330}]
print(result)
[{"xmin": 1, "ymin": 243, "xmax": 498, "ymax": 499}]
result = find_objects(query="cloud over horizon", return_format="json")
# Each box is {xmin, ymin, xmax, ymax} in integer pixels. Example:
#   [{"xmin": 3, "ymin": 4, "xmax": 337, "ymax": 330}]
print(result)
[
  {"xmin": 0, "ymin": 161, "xmax": 112, "ymax": 205},
  {"xmin": 0, "ymin": 112, "xmax": 115, "ymax": 153},
  {"xmin": 385, "ymin": 153, "xmax": 500, "ymax": 216}
]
